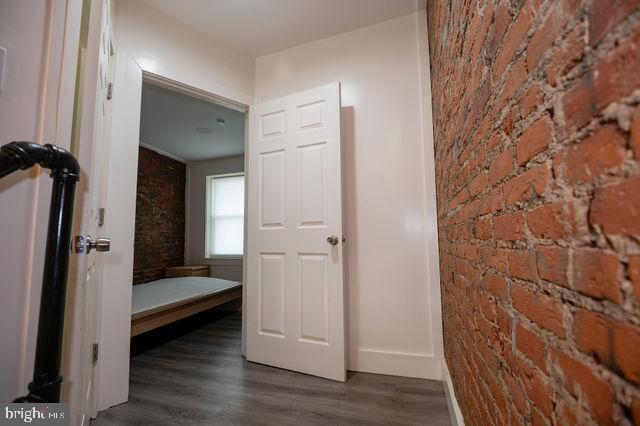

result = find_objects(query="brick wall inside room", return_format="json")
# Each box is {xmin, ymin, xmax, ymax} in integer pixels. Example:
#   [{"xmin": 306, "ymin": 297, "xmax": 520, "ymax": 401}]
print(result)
[
  {"xmin": 426, "ymin": 1, "xmax": 640, "ymax": 425},
  {"xmin": 133, "ymin": 146, "xmax": 186, "ymax": 284}
]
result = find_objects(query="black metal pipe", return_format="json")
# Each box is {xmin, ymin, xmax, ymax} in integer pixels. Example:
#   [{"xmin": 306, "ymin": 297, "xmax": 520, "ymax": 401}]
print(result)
[
  {"xmin": 0, "ymin": 150, "xmax": 23, "ymax": 179},
  {"xmin": 0, "ymin": 142, "xmax": 80, "ymax": 403}
]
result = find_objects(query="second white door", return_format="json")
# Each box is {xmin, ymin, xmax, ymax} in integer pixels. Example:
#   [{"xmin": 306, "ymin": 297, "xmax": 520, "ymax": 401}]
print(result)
[{"xmin": 246, "ymin": 82, "xmax": 345, "ymax": 381}]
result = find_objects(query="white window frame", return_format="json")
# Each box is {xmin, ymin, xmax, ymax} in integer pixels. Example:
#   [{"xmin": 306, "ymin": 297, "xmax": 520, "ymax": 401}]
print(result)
[{"xmin": 205, "ymin": 172, "xmax": 245, "ymax": 259}]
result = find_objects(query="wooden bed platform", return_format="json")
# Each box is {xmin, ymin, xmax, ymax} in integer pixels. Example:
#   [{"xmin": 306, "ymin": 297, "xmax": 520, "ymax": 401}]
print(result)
[{"xmin": 131, "ymin": 277, "xmax": 242, "ymax": 337}]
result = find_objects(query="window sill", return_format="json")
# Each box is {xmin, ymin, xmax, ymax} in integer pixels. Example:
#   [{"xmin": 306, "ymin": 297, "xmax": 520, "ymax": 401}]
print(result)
[
  {"xmin": 204, "ymin": 256, "xmax": 244, "ymax": 266},
  {"xmin": 206, "ymin": 255, "xmax": 243, "ymax": 260}
]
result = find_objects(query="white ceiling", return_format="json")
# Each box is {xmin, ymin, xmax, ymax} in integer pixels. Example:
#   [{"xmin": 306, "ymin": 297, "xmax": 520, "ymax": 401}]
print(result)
[
  {"xmin": 139, "ymin": 0, "xmax": 424, "ymax": 56},
  {"xmin": 140, "ymin": 82, "xmax": 245, "ymax": 161}
]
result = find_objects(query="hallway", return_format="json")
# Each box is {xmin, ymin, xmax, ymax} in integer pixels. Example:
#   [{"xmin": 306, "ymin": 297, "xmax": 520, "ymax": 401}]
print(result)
[{"xmin": 93, "ymin": 311, "xmax": 451, "ymax": 425}]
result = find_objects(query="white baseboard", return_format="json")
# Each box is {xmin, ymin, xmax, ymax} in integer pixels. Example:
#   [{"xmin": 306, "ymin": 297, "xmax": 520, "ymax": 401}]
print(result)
[
  {"xmin": 442, "ymin": 360, "xmax": 464, "ymax": 426},
  {"xmin": 348, "ymin": 347, "xmax": 443, "ymax": 380}
]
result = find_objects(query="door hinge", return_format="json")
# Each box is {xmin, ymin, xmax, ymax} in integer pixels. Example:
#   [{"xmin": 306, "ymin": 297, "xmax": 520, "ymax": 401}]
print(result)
[
  {"xmin": 107, "ymin": 82, "xmax": 113, "ymax": 100},
  {"xmin": 98, "ymin": 207, "xmax": 105, "ymax": 227},
  {"xmin": 92, "ymin": 343, "xmax": 99, "ymax": 366}
]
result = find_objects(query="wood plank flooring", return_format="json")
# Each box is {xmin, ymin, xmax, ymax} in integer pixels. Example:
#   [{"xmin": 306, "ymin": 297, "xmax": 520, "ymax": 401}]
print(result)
[{"xmin": 93, "ymin": 310, "xmax": 451, "ymax": 425}]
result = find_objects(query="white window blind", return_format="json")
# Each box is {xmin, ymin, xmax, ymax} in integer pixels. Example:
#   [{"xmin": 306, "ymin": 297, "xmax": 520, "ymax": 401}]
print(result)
[{"xmin": 206, "ymin": 174, "xmax": 244, "ymax": 256}]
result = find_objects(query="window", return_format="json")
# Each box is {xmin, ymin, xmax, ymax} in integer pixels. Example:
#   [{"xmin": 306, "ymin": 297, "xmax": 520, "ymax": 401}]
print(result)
[{"xmin": 206, "ymin": 173, "xmax": 245, "ymax": 257}]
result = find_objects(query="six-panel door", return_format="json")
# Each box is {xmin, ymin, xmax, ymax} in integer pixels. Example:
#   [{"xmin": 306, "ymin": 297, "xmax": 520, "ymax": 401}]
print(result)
[{"xmin": 246, "ymin": 82, "xmax": 345, "ymax": 381}]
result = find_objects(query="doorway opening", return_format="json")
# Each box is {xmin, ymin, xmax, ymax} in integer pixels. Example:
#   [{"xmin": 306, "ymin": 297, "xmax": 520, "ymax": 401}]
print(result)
[
  {"xmin": 123, "ymin": 72, "xmax": 249, "ymax": 400},
  {"xmin": 130, "ymin": 76, "xmax": 246, "ymax": 337}
]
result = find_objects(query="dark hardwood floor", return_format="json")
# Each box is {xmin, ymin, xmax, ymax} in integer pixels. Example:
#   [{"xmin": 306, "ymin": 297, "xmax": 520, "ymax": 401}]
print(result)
[{"xmin": 93, "ymin": 309, "xmax": 451, "ymax": 425}]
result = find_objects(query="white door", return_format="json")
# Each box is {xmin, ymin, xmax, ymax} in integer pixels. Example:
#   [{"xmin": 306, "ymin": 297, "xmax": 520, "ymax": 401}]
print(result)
[
  {"xmin": 246, "ymin": 82, "xmax": 345, "ymax": 381},
  {"xmin": 95, "ymin": 50, "xmax": 142, "ymax": 411},
  {"xmin": 73, "ymin": 0, "xmax": 115, "ymax": 421}
]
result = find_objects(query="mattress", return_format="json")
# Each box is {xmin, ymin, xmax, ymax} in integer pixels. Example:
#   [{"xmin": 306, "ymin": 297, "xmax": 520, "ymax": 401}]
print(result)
[{"xmin": 132, "ymin": 277, "xmax": 241, "ymax": 316}]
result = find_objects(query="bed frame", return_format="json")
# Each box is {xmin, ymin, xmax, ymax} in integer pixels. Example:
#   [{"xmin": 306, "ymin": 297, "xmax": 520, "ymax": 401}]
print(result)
[{"xmin": 131, "ymin": 286, "xmax": 242, "ymax": 337}]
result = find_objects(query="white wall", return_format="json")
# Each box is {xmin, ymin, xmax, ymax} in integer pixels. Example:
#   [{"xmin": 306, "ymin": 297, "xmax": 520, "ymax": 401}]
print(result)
[
  {"xmin": 0, "ymin": 1, "xmax": 49, "ymax": 402},
  {"xmin": 110, "ymin": 2, "xmax": 442, "ymax": 379},
  {"xmin": 186, "ymin": 155, "xmax": 245, "ymax": 282},
  {"xmin": 0, "ymin": 0, "xmax": 82, "ymax": 402},
  {"xmin": 112, "ymin": 0, "xmax": 254, "ymax": 105},
  {"xmin": 255, "ymin": 11, "xmax": 442, "ymax": 378}
]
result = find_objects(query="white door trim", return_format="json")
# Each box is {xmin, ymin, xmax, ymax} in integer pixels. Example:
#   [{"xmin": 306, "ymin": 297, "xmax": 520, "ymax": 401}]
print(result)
[
  {"xmin": 141, "ymin": 70, "xmax": 248, "ymax": 114},
  {"xmin": 84, "ymin": 66, "xmax": 250, "ymax": 413}
]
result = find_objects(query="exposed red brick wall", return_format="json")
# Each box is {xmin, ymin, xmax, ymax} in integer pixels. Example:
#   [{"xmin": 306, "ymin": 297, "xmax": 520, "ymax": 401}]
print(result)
[
  {"xmin": 133, "ymin": 147, "xmax": 186, "ymax": 284},
  {"xmin": 426, "ymin": 1, "xmax": 640, "ymax": 424}
]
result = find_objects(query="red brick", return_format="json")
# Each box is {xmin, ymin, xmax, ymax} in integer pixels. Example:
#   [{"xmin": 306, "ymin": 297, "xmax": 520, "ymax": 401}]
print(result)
[
  {"xmin": 629, "ymin": 257, "xmax": 640, "ymax": 302},
  {"xmin": 462, "ymin": 7, "xmax": 481, "ymax": 56},
  {"xmin": 531, "ymin": 407, "xmax": 548, "ymax": 426},
  {"xmin": 503, "ymin": 164, "xmax": 548, "ymax": 206},
  {"xmin": 427, "ymin": 2, "xmax": 639, "ymax": 423},
  {"xmin": 572, "ymin": 249, "xmax": 621, "ymax": 303},
  {"xmin": 487, "ymin": 248, "xmax": 509, "ymax": 272},
  {"xmin": 522, "ymin": 362, "xmax": 554, "ymax": 418},
  {"xmin": 556, "ymin": 400, "xmax": 579, "ymax": 426},
  {"xmin": 587, "ymin": 0, "xmax": 640, "ymax": 46},
  {"xmin": 562, "ymin": 75, "xmax": 597, "ymax": 130},
  {"xmin": 521, "ymin": 84, "xmax": 543, "ymax": 117},
  {"xmin": 632, "ymin": 109, "xmax": 640, "ymax": 159},
  {"xmin": 573, "ymin": 309, "xmax": 640, "ymax": 384},
  {"xmin": 512, "ymin": 284, "xmax": 565, "ymax": 337},
  {"xmin": 494, "ymin": 212, "xmax": 526, "ymax": 241},
  {"xmin": 545, "ymin": 25, "xmax": 585, "ymax": 86},
  {"xmin": 488, "ymin": 149, "xmax": 513, "ymax": 184},
  {"xmin": 474, "ymin": 217, "xmax": 492, "ymax": 240},
  {"xmin": 563, "ymin": 25, "xmax": 640, "ymax": 128},
  {"xmin": 516, "ymin": 115, "xmax": 553, "ymax": 166},
  {"xmin": 611, "ymin": 322, "xmax": 640, "ymax": 385},
  {"xmin": 495, "ymin": 56, "xmax": 528, "ymax": 112},
  {"xmin": 484, "ymin": 272, "xmax": 508, "ymax": 300},
  {"xmin": 449, "ymin": 188, "xmax": 471, "ymax": 209},
  {"xmin": 558, "ymin": 124, "xmax": 626, "ymax": 184},
  {"xmin": 487, "ymin": 4, "xmax": 511, "ymax": 57},
  {"xmin": 486, "ymin": 130, "xmax": 502, "ymax": 151},
  {"xmin": 592, "ymin": 27, "xmax": 640, "ymax": 115},
  {"xmin": 526, "ymin": 0, "xmax": 578, "ymax": 72},
  {"xmin": 497, "ymin": 305, "xmax": 511, "ymax": 337},
  {"xmin": 501, "ymin": 108, "xmax": 518, "ymax": 136},
  {"xmin": 526, "ymin": 203, "xmax": 572, "ymax": 240},
  {"xmin": 469, "ymin": 171, "xmax": 489, "ymax": 196},
  {"xmin": 478, "ymin": 186, "xmax": 503, "ymax": 215},
  {"xmin": 573, "ymin": 309, "xmax": 612, "ymax": 364},
  {"xmin": 479, "ymin": 294, "xmax": 497, "ymax": 321},
  {"xmin": 508, "ymin": 250, "xmax": 539, "ymax": 281},
  {"xmin": 554, "ymin": 351, "xmax": 614, "ymax": 425},
  {"xmin": 516, "ymin": 323, "xmax": 547, "ymax": 372},
  {"xmin": 536, "ymin": 245, "xmax": 569, "ymax": 286},
  {"xmin": 133, "ymin": 147, "xmax": 186, "ymax": 284},
  {"xmin": 505, "ymin": 374, "xmax": 528, "ymax": 415},
  {"xmin": 471, "ymin": 0, "xmax": 494, "ymax": 60},
  {"xmin": 590, "ymin": 176, "xmax": 640, "ymax": 236},
  {"xmin": 488, "ymin": 378, "xmax": 508, "ymax": 421},
  {"xmin": 493, "ymin": 7, "xmax": 533, "ymax": 79},
  {"xmin": 469, "ymin": 77, "xmax": 492, "ymax": 128},
  {"xmin": 633, "ymin": 398, "xmax": 640, "ymax": 425}
]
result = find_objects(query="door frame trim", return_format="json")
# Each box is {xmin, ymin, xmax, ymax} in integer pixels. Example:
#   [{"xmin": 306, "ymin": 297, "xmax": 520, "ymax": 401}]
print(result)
[
  {"xmin": 138, "ymin": 70, "xmax": 251, "ymax": 359},
  {"xmin": 141, "ymin": 70, "xmax": 248, "ymax": 114},
  {"xmin": 89, "ymin": 63, "xmax": 251, "ymax": 414}
]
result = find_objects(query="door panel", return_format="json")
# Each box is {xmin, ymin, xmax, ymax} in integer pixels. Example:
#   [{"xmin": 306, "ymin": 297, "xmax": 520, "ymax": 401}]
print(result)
[
  {"xmin": 77, "ymin": 0, "xmax": 114, "ymax": 420},
  {"xmin": 96, "ymin": 50, "xmax": 142, "ymax": 411},
  {"xmin": 259, "ymin": 253, "xmax": 286, "ymax": 337},
  {"xmin": 247, "ymin": 82, "xmax": 344, "ymax": 381}
]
